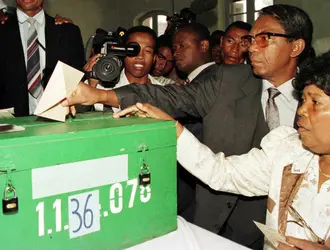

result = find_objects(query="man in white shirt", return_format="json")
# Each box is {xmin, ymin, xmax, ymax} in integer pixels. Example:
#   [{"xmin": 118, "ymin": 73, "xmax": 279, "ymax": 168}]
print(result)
[
  {"xmin": 0, "ymin": 0, "xmax": 84, "ymax": 116},
  {"xmin": 62, "ymin": 4, "xmax": 314, "ymax": 249},
  {"xmin": 84, "ymin": 26, "xmax": 168, "ymax": 112}
]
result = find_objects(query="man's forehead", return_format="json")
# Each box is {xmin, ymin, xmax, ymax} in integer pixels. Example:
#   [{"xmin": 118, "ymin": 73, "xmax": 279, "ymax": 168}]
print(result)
[
  {"xmin": 158, "ymin": 46, "xmax": 172, "ymax": 54},
  {"xmin": 174, "ymin": 30, "xmax": 198, "ymax": 41},
  {"xmin": 225, "ymin": 27, "xmax": 249, "ymax": 38},
  {"xmin": 158, "ymin": 47, "xmax": 173, "ymax": 59},
  {"xmin": 250, "ymin": 15, "xmax": 285, "ymax": 35},
  {"xmin": 127, "ymin": 32, "xmax": 155, "ymax": 48}
]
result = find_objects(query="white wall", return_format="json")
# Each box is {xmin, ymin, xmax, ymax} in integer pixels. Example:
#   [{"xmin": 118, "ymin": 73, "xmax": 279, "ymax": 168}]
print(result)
[
  {"xmin": 4, "ymin": 0, "xmax": 222, "ymax": 41},
  {"xmin": 274, "ymin": 0, "xmax": 330, "ymax": 54},
  {"xmin": 43, "ymin": 0, "xmax": 190, "ymax": 44},
  {"xmin": 275, "ymin": 0, "xmax": 330, "ymax": 40}
]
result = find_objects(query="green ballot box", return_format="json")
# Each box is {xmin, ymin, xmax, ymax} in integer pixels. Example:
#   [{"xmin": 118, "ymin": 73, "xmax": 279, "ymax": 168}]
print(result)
[{"xmin": 0, "ymin": 113, "xmax": 177, "ymax": 250}]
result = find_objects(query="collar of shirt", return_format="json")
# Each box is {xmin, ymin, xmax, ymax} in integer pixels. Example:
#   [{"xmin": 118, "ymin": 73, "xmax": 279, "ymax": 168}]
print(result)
[
  {"xmin": 262, "ymin": 78, "xmax": 296, "ymax": 103},
  {"xmin": 114, "ymin": 70, "xmax": 130, "ymax": 89},
  {"xmin": 116, "ymin": 69, "xmax": 162, "ymax": 88},
  {"xmin": 187, "ymin": 62, "xmax": 215, "ymax": 82},
  {"xmin": 17, "ymin": 8, "xmax": 45, "ymax": 26}
]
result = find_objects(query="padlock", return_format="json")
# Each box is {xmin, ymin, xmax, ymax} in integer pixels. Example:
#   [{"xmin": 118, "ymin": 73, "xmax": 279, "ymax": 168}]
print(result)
[
  {"xmin": 139, "ymin": 164, "xmax": 151, "ymax": 186},
  {"xmin": 2, "ymin": 186, "xmax": 18, "ymax": 214}
]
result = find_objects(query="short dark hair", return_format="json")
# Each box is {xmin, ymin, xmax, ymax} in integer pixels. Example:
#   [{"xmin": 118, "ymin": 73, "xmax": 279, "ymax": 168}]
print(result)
[
  {"xmin": 155, "ymin": 34, "xmax": 172, "ymax": 52},
  {"xmin": 259, "ymin": 4, "xmax": 313, "ymax": 65},
  {"xmin": 293, "ymin": 51, "xmax": 330, "ymax": 97},
  {"xmin": 224, "ymin": 21, "xmax": 251, "ymax": 35},
  {"xmin": 124, "ymin": 26, "xmax": 157, "ymax": 47},
  {"xmin": 210, "ymin": 30, "xmax": 225, "ymax": 46},
  {"xmin": 176, "ymin": 22, "xmax": 210, "ymax": 42}
]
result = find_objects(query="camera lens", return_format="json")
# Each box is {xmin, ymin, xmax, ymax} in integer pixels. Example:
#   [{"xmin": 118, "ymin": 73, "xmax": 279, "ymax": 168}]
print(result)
[{"xmin": 94, "ymin": 56, "xmax": 122, "ymax": 82}]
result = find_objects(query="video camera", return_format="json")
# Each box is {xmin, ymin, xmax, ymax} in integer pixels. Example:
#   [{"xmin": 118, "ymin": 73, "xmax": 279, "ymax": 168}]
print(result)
[
  {"xmin": 165, "ymin": 8, "xmax": 196, "ymax": 36},
  {"xmin": 89, "ymin": 27, "xmax": 140, "ymax": 84},
  {"xmin": 165, "ymin": 0, "xmax": 218, "ymax": 35}
]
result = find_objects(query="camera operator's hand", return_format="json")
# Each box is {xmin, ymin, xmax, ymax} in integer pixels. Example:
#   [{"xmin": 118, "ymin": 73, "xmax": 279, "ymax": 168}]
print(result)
[
  {"xmin": 55, "ymin": 14, "xmax": 73, "ymax": 25},
  {"xmin": 83, "ymin": 53, "xmax": 105, "ymax": 88}
]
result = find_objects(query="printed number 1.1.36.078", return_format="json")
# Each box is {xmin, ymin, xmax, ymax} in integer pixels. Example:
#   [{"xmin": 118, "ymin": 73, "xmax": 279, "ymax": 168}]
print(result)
[{"xmin": 35, "ymin": 178, "xmax": 152, "ymax": 238}]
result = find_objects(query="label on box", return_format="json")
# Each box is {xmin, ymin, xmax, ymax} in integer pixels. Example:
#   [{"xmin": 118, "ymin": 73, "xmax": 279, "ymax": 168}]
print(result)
[
  {"xmin": 68, "ymin": 190, "xmax": 100, "ymax": 239},
  {"xmin": 32, "ymin": 155, "xmax": 128, "ymax": 199}
]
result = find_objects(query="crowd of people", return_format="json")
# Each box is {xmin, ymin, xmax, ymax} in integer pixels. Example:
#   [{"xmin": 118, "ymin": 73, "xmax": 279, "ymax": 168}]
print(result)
[{"xmin": 0, "ymin": 1, "xmax": 329, "ymax": 250}]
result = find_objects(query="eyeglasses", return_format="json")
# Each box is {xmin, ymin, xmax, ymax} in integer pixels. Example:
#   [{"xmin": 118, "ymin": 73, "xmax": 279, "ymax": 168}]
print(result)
[
  {"xmin": 287, "ymin": 205, "xmax": 329, "ymax": 245},
  {"xmin": 241, "ymin": 32, "xmax": 295, "ymax": 48}
]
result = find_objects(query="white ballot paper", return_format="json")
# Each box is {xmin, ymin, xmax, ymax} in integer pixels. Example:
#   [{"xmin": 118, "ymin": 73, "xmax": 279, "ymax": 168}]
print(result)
[
  {"xmin": 0, "ymin": 108, "xmax": 15, "ymax": 118},
  {"xmin": 254, "ymin": 221, "xmax": 294, "ymax": 248},
  {"xmin": 34, "ymin": 61, "xmax": 84, "ymax": 122}
]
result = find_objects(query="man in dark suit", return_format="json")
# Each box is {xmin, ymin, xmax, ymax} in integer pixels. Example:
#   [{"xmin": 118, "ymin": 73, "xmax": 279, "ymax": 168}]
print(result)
[
  {"xmin": 62, "ymin": 4, "xmax": 313, "ymax": 249},
  {"xmin": 169, "ymin": 23, "xmax": 216, "ymax": 221},
  {"xmin": 0, "ymin": 0, "xmax": 84, "ymax": 116}
]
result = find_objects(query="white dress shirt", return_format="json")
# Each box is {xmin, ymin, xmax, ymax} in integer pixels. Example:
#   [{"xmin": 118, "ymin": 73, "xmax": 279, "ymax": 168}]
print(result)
[
  {"xmin": 177, "ymin": 126, "xmax": 330, "ymax": 249},
  {"xmin": 94, "ymin": 69, "xmax": 165, "ymax": 112},
  {"xmin": 17, "ymin": 8, "xmax": 46, "ymax": 114},
  {"xmin": 261, "ymin": 79, "xmax": 299, "ymax": 127},
  {"xmin": 187, "ymin": 62, "xmax": 216, "ymax": 82}
]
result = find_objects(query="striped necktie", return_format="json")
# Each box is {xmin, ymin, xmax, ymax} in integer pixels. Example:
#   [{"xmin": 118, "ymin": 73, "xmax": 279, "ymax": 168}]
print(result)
[
  {"xmin": 27, "ymin": 17, "xmax": 43, "ymax": 99},
  {"xmin": 266, "ymin": 87, "xmax": 281, "ymax": 130}
]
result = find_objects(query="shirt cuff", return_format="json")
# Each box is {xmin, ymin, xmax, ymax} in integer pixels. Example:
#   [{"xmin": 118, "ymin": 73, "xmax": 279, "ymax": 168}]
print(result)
[{"xmin": 177, "ymin": 127, "xmax": 202, "ymax": 170}]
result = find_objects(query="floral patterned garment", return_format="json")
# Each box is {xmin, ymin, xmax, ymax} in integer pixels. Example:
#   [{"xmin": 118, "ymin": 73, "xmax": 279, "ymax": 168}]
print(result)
[{"xmin": 288, "ymin": 155, "xmax": 330, "ymax": 242}]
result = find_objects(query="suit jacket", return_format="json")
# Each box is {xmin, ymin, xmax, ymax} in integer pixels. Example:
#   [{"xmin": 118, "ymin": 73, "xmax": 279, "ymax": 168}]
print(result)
[
  {"xmin": 0, "ymin": 13, "xmax": 85, "ymax": 116},
  {"xmin": 114, "ymin": 64, "xmax": 270, "ymax": 247},
  {"xmin": 177, "ymin": 64, "xmax": 216, "ymax": 222}
]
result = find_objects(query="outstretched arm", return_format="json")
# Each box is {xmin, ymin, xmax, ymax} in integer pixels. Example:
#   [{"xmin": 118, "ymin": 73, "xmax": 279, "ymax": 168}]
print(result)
[{"xmin": 114, "ymin": 102, "xmax": 281, "ymax": 196}]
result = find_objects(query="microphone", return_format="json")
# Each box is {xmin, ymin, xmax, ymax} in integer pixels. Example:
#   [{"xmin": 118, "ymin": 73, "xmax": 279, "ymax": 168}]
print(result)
[{"xmin": 190, "ymin": 0, "xmax": 217, "ymax": 15}]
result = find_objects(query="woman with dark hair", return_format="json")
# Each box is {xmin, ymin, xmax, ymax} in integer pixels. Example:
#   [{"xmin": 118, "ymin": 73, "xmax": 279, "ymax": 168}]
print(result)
[{"xmin": 114, "ymin": 51, "xmax": 330, "ymax": 250}]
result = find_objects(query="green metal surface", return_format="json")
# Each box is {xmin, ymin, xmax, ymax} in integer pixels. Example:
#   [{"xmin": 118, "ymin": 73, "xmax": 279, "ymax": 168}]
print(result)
[{"xmin": 0, "ymin": 113, "xmax": 177, "ymax": 250}]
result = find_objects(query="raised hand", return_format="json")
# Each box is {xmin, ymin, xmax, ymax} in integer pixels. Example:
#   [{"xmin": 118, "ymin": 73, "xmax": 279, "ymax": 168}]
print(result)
[{"xmin": 83, "ymin": 53, "xmax": 105, "ymax": 87}]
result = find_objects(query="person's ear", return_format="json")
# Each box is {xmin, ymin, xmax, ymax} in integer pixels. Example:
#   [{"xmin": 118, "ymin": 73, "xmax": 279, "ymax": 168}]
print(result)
[
  {"xmin": 291, "ymin": 39, "xmax": 305, "ymax": 58},
  {"xmin": 153, "ymin": 54, "xmax": 156, "ymax": 64},
  {"xmin": 200, "ymin": 40, "xmax": 210, "ymax": 52}
]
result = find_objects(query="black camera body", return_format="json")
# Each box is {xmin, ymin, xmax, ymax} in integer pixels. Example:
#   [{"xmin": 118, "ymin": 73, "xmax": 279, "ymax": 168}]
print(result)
[
  {"xmin": 90, "ymin": 28, "xmax": 140, "ymax": 84},
  {"xmin": 165, "ymin": 8, "xmax": 196, "ymax": 35}
]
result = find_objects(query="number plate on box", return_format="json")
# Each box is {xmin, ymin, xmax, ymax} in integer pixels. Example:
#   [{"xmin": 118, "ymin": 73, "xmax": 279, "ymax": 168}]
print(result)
[{"xmin": 68, "ymin": 190, "xmax": 100, "ymax": 239}]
